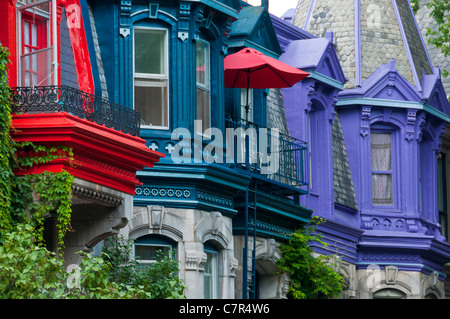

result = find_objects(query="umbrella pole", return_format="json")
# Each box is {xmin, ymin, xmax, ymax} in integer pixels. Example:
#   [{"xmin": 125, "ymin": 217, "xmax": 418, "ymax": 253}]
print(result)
[
  {"xmin": 245, "ymin": 87, "xmax": 250, "ymax": 122},
  {"xmin": 245, "ymin": 74, "xmax": 250, "ymax": 122}
]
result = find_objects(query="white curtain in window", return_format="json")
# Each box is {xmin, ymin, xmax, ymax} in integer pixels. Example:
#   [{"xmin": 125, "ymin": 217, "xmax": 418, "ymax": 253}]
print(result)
[
  {"xmin": 371, "ymin": 133, "xmax": 393, "ymax": 205},
  {"xmin": 371, "ymin": 133, "xmax": 392, "ymax": 171}
]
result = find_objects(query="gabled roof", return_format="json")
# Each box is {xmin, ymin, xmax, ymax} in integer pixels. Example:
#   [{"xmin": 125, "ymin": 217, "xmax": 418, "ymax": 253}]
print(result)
[
  {"xmin": 228, "ymin": 5, "xmax": 282, "ymax": 58},
  {"xmin": 341, "ymin": 59, "xmax": 421, "ymax": 102},
  {"xmin": 338, "ymin": 59, "xmax": 450, "ymax": 121},
  {"xmin": 201, "ymin": 0, "xmax": 241, "ymax": 18},
  {"xmin": 280, "ymin": 34, "xmax": 347, "ymax": 86},
  {"xmin": 421, "ymin": 68, "xmax": 450, "ymax": 115}
]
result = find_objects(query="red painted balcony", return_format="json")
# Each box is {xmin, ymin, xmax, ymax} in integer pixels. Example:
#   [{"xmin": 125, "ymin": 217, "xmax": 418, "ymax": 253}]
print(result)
[{"xmin": 10, "ymin": 85, "xmax": 164, "ymax": 194}]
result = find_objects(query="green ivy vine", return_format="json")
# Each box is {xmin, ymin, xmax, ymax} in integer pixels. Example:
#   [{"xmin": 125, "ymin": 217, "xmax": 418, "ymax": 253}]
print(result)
[
  {"xmin": 277, "ymin": 217, "xmax": 344, "ymax": 299},
  {"xmin": 0, "ymin": 45, "xmax": 74, "ymax": 253}
]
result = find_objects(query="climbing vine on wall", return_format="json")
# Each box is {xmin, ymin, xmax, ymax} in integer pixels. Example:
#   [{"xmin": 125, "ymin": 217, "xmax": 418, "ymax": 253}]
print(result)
[
  {"xmin": 277, "ymin": 217, "xmax": 344, "ymax": 299},
  {"xmin": 0, "ymin": 45, "xmax": 74, "ymax": 251}
]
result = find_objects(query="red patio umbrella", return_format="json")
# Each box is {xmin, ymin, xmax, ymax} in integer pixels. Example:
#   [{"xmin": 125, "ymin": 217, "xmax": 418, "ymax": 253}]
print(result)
[{"xmin": 224, "ymin": 47, "xmax": 309, "ymax": 121}]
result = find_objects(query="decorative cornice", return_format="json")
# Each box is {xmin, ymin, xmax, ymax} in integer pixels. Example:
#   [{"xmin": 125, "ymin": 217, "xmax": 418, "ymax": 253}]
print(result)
[
  {"xmin": 11, "ymin": 112, "xmax": 163, "ymax": 194},
  {"xmin": 178, "ymin": 1, "xmax": 191, "ymax": 41},
  {"xmin": 360, "ymin": 214, "xmax": 443, "ymax": 235},
  {"xmin": 185, "ymin": 250, "xmax": 207, "ymax": 271},
  {"xmin": 229, "ymin": 255, "xmax": 238, "ymax": 277},
  {"xmin": 72, "ymin": 184, "xmax": 124, "ymax": 207},
  {"xmin": 360, "ymin": 106, "xmax": 371, "ymax": 137}
]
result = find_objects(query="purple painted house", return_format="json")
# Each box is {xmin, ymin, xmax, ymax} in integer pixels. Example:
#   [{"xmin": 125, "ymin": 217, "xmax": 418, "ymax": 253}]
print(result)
[{"xmin": 274, "ymin": 0, "xmax": 450, "ymax": 299}]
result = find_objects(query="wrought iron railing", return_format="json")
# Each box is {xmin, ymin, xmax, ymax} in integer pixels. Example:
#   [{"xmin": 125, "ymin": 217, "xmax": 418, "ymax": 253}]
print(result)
[
  {"xmin": 10, "ymin": 85, "xmax": 141, "ymax": 136},
  {"xmin": 225, "ymin": 118, "xmax": 308, "ymax": 189}
]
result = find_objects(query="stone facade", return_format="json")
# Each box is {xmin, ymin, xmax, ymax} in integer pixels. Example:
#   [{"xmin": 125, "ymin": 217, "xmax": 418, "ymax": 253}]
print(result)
[{"xmin": 122, "ymin": 206, "xmax": 237, "ymax": 299}]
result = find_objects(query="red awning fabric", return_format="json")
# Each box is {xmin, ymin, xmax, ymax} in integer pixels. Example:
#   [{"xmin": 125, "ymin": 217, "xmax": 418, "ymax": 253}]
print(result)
[{"xmin": 224, "ymin": 47, "xmax": 309, "ymax": 89}]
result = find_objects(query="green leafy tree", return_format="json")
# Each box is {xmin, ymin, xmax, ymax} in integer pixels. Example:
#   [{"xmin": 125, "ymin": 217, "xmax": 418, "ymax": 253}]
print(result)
[
  {"xmin": 411, "ymin": 0, "xmax": 449, "ymax": 78},
  {"xmin": 425, "ymin": 0, "xmax": 449, "ymax": 73},
  {"xmin": 101, "ymin": 235, "xmax": 186, "ymax": 299},
  {"xmin": 0, "ymin": 224, "xmax": 154, "ymax": 299},
  {"xmin": 0, "ymin": 224, "xmax": 66, "ymax": 298},
  {"xmin": 0, "ymin": 44, "xmax": 185, "ymax": 299},
  {"xmin": 277, "ymin": 217, "xmax": 344, "ymax": 299}
]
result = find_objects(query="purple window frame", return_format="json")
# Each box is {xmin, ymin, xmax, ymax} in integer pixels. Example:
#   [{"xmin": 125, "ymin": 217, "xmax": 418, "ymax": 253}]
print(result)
[{"xmin": 370, "ymin": 124, "xmax": 399, "ymax": 210}]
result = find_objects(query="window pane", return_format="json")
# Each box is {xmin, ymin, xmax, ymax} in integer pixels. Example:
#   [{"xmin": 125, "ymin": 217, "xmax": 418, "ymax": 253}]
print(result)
[
  {"xmin": 135, "ymin": 84, "xmax": 168, "ymax": 127},
  {"xmin": 372, "ymin": 174, "xmax": 393, "ymax": 205},
  {"xmin": 204, "ymin": 251, "xmax": 217, "ymax": 299},
  {"xmin": 135, "ymin": 245, "xmax": 170, "ymax": 261},
  {"xmin": 24, "ymin": 51, "xmax": 30, "ymax": 69},
  {"xmin": 20, "ymin": 13, "xmax": 51, "ymax": 87},
  {"xmin": 196, "ymin": 41, "xmax": 209, "ymax": 88},
  {"xmin": 134, "ymin": 29, "xmax": 165, "ymax": 75},
  {"xmin": 24, "ymin": 72, "xmax": 31, "ymax": 87},
  {"xmin": 24, "ymin": 21, "xmax": 30, "ymax": 45},
  {"xmin": 32, "ymin": 52, "xmax": 38, "ymax": 71},
  {"xmin": 371, "ymin": 133, "xmax": 392, "ymax": 171},
  {"xmin": 196, "ymin": 87, "xmax": 210, "ymax": 132},
  {"xmin": 32, "ymin": 23, "xmax": 37, "ymax": 47},
  {"xmin": 195, "ymin": 40, "xmax": 210, "ymax": 133}
]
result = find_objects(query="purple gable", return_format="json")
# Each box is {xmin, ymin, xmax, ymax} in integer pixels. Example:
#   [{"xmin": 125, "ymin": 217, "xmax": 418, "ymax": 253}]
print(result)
[{"xmin": 281, "ymin": 34, "xmax": 347, "ymax": 84}]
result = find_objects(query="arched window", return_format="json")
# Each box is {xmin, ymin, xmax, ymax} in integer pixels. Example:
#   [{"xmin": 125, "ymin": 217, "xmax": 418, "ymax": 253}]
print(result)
[
  {"xmin": 203, "ymin": 241, "xmax": 219, "ymax": 299},
  {"xmin": 373, "ymin": 288, "xmax": 406, "ymax": 299},
  {"xmin": 134, "ymin": 234, "xmax": 176, "ymax": 267}
]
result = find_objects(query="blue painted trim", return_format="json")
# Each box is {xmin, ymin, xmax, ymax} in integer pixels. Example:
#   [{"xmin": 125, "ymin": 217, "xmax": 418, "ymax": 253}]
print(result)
[
  {"xmin": 304, "ymin": 0, "xmax": 316, "ymax": 29},
  {"xmin": 305, "ymin": 69, "xmax": 345, "ymax": 90},
  {"xmin": 354, "ymin": 0, "xmax": 361, "ymax": 87},
  {"xmin": 391, "ymin": 0, "xmax": 421, "ymax": 91},
  {"xmin": 200, "ymin": 0, "xmax": 240, "ymax": 19},
  {"xmin": 233, "ymin": 226, "xmax": 292, "ymax": 241},
  {"xmin": 337, "ymin": 97, "xmax": 450, "ymax": 122},
  {"xmin": 228, "ymin": 39, "xmax": 280, "ymax": 58}
]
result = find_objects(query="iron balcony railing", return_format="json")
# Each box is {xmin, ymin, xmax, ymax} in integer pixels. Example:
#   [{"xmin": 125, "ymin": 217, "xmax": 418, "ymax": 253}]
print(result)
[
  {"xmin": 10, "ymin": 85, "xmax": 141, "ymax": 137},
  {"xmin": 225, "ymin": 118, "xmax": 309, "ymax": 190}
]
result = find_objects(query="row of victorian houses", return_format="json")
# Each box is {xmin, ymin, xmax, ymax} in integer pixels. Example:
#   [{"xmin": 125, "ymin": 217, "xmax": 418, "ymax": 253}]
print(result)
[{"xmin": 1, "ymin": 0, "xmax": 449, "ymax": 299}]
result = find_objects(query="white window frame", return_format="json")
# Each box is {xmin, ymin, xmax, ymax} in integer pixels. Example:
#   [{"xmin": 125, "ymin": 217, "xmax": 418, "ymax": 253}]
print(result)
[
  {"xmin": 133, "ymin": 26, "xmax": 169, "ymax": 130},
  {"xmin": 195, "ymin": 39, "xmax": 211, "ymax": 135}
]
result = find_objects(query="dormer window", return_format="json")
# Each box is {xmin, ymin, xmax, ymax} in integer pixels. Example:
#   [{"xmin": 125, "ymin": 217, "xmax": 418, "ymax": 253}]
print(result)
[
  {"xmin": 370, "ymin": 132, "xmax": 394, "ymax": 206},
  {"xmin": 133, "ymin": 27, "xmax": 169, "ymax": 129}
]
